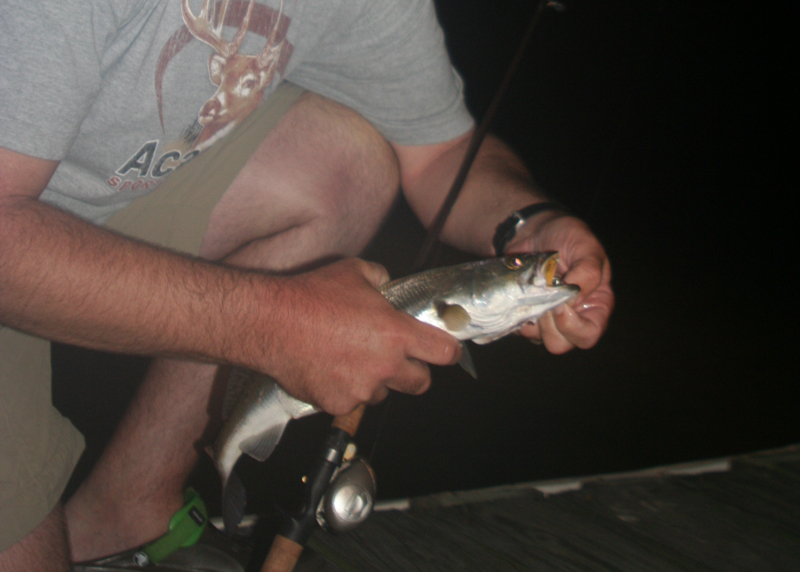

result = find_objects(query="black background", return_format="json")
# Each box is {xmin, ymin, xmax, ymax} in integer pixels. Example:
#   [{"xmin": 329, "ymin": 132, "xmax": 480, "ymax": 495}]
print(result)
[{"xmin": 54, "ymin": 0, "xmax": 797, "ymax": 518}]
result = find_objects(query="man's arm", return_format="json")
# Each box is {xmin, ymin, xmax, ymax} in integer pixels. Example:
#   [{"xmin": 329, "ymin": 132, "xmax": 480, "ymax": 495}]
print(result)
[
  {"xmin": 394, "ymin": 131, "xmax": 614, "ymax": 353},
  {"xmin": 0, "ymin": 146, "xmax": 461, "ymax": 414}
]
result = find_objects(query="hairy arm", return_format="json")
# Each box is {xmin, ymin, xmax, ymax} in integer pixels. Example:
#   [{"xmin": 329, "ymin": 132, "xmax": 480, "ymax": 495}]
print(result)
[
  {"xmin": 393, "ymin": 132, "xmax": 614, "ymax": 352},
  {"xmin": 0, "ymin": 146, "xmax": 460, "ymax": 414},
  {"xmin": 0, "ymin": 147, "xmax": 265, "ymax": 362}
]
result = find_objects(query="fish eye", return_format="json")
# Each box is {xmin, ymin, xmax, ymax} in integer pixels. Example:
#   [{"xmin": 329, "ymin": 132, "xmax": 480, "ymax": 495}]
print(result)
[
  {"xmin": 505, "ymin": 257, "xmax": 524, "ymax": 269},
  {"xmin": 551, "ymin": 276, "xmax": 562, "ymax": 286}
]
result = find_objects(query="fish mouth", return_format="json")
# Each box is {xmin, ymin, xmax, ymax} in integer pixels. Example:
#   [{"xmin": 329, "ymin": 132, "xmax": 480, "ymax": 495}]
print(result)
[
  {"xmin": 542, "ymin": 252, "xmax": 560, "ymax": 286},
  {"xmin": 522, "ymin": 252, "xmax": 563, "ymax": 287},
  {"xmin": 523, "ymin": 253, "xmax": 580, "ymax": 300}
]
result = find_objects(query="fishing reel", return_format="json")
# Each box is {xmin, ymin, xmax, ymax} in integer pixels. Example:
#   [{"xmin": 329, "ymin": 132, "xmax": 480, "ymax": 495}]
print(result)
[{"xmin": 315, "ymin": 444, "xmax": 377, "ymax": 533}]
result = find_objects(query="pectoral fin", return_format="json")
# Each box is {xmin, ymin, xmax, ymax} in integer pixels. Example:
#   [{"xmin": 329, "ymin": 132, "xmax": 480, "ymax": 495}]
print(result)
[
  {"xmin": 458, "ymin": 342, "xmax": 478, "ymax": 379},
  {"xmin": 437, "ymin": 302, "xmax": 471, "ymax": 332},
  {"xmin": 240, "ymin": 424, "xmax": 287, "ymax": 462}
]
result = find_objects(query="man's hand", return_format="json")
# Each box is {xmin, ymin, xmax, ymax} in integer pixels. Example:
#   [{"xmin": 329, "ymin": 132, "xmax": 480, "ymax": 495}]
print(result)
[
  {"xmin": 394, "ymin": 132, "xmax": 613, "ymax": 356},
  {"xmin": 250, "ymin": 258, "xmax": 462, "ymax": 416},
  {"xmin": 505, "ymin": 213, "xmax": 614, "ymax": 354}
]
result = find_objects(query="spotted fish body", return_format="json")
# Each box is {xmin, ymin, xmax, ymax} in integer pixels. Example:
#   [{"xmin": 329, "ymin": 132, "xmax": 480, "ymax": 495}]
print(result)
[
  {"xmin": 213, "ymin": 252, "xmax": 577, "ymax": 533},
  {"xmin": 380, "ymin": 252, "xmax": 580, "ymax": 344}
]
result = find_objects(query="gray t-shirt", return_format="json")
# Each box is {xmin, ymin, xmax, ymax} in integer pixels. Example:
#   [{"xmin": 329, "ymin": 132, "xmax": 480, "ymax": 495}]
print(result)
[{"xmin": 0, "ymin": 0, "xmax": 474, "ymax": 223}]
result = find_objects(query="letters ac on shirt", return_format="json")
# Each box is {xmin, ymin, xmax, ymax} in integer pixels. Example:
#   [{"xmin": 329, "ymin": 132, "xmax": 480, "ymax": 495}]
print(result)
[{"xmin": 109, "ymin": 0, "xmax": 293, "ymax": 193}]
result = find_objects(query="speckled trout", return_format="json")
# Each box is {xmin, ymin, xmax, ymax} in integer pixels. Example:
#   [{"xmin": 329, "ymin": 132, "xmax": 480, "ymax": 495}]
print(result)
[
  {"xmin": 213, "ymin": 252, "xmax": 579, "ymax": 533},
  {"xmin": 380, "ymin": 251, "xmax": 579, "ymax": 345}
]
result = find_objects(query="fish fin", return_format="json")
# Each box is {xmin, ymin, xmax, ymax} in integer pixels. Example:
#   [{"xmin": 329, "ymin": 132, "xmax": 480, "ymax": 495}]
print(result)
[
  {"xmin": 458, "ymin": 342, "xmax": 478, "ymax": 379},
  {"xmin": 277, "ymin": 386, "xmax": 318, "ymax": 419},
  {"xmin": 240, "ymin": 424, "xmax": 287, "ymax": 462},
  {"xmin": 436, "ymin": 302, "xmax": 471, "ymax": 332},
  {"xmin": 222, "ymin": 471, "xmax": 247, "ymax": 537},
  {"xmin": 221, "ymin": 367, "xmax": 257, "ymax": 420}
]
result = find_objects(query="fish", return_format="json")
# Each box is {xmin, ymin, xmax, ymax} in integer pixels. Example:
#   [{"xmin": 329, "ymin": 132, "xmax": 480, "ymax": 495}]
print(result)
[
  {"xmin": 212, "ymin": 251, "xmax": 578, "ymax": 533},
  {"xmin": 381, "ymin": 251, "xmax": 580, "ymax": 346},
  {"xmin": 210, "ymin": 367, "xmax": 316, "ymax": 535}
]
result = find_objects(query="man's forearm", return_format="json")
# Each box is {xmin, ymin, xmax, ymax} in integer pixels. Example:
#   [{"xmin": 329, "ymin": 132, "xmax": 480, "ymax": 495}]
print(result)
[
  {"xmin": 0, "ymin": 196, "xmax": 270, "ymax": 367},
  {"xmin": 399, "ymin": 133, "xmax": 550, "ymax": 256},
  {"xmin": 0, "ymin": 194, "xmax": 467, "ymax": 412}
]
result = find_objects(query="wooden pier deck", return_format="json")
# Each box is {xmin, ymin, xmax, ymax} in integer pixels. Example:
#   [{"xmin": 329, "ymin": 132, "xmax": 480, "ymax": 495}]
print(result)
[{"xmin": 287, "ymin": 445, "xmax": 800, "ymax": 571}]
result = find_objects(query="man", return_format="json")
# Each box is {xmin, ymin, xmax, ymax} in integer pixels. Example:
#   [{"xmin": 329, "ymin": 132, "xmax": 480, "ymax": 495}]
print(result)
[{"xmin": 0, "ymin": 0, "xmax": 613, "ymax": 569}]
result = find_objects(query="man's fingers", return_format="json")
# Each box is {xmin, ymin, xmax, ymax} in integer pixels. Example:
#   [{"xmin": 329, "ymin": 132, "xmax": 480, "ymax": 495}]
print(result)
[
  {"xmin": 358, "ymin": 259, "xmax": 391, "ymax": 289},
  {"xmin": 562, "ymin": 256, "xmax": 607, "ymax": 306},
  {"xmin": 368, "ymin": 385, "xmax": 391, "ymax": 405},
  {"xmin": 349, "ymin": 258, "xmax": 461, "ymax": 369},
  {"xmin": 517, "ymin": 321, "xmax": 542, "ymax": 343},
  {"xmin": 537, "ymin": 292, "xmax": 612, "ymax": 351},
  {"xmin": 402, "ymin": 314, "xmax": 462, "ymax": 367},
  {"xmin": 538, "ymin": 309, "xmax": 575, "ymax": 354},
  {"xmin": 385, "ymin": 357, "xmax": 432, "ymax": 397}
]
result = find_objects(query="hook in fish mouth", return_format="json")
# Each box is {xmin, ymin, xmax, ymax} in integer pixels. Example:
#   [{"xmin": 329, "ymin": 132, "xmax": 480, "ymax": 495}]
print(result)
[
  {"xmin": 542, "ymin": 252, "xmax": 560, "ymax": 286},
  {"xmin": 517, "ymin": 252, "xmax": 562, "ymax": 287}
]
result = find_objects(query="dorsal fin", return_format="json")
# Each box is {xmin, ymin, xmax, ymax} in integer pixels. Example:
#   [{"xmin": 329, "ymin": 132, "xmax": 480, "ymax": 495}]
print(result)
[{"xmin": 221, "ymin": 367, "xmax": 255, "ymax": 420}]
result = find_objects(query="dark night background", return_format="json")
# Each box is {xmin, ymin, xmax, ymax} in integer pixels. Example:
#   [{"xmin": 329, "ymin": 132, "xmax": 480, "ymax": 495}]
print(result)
[{"xmin": 54, "ymin": 0, "xmax": 796, "ymax": 520}]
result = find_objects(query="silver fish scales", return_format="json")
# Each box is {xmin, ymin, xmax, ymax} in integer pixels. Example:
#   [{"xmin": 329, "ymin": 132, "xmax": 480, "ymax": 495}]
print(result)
[{"xmin": 380, "ymin": 252, "xmax": 579, "ymax": 344}]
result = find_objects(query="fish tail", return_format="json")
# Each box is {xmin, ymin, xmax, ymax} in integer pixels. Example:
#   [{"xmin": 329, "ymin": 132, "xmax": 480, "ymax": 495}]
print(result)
[{"xmin": 222, "ymin": 470, "xmax": 247, "ymax": 536}]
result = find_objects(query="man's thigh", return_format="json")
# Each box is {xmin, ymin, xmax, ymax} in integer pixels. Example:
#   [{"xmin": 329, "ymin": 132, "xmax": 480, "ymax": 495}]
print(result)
[
  {"xmin": 107, "ymin": 82, "xmax": 400, "ymax": 272},
  {"xmin": 202, "ymin": 88, "xmax": 400, "ymax": 271},
  {"xmin": 0, "ymin": 327, "xmax": 84, "ymax": 551}
]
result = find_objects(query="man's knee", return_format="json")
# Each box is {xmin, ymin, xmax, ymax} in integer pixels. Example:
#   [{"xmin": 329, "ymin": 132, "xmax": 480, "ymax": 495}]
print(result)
[
  {"xmin": 281, "ymin": 92, "xmax": 400, "ymax": 247},
  {"xmin": 299, "ymin": 92, "xmax": 400, "ymax": 202},
  {"xmin": 201, "ymin": 91, "xmax": 400, "ymax": 266}
]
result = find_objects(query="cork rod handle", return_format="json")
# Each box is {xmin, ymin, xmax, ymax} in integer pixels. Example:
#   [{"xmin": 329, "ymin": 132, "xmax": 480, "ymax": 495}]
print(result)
[
  {"xmin": 260, "ymin": 534, "xmax": 304, "ymax": 572},
  {"xmin": 331, "ymin": 403, "xmax": 366, "ymax": 436}
]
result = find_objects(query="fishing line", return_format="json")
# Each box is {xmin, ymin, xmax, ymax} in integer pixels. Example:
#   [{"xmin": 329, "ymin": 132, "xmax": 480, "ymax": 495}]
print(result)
[
  {"xmin": 367, "ymin": 0, "xmax": 564, "ymax": 464},
  {"xmin": 413, "ymin": 0, "xmax": 564, "ymax": 271}
]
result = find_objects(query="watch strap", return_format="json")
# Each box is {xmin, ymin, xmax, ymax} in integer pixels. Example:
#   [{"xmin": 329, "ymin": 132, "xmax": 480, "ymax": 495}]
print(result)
[{"xmin": 492, "ymin": 202, "xmax": 567, "ymax": 256}]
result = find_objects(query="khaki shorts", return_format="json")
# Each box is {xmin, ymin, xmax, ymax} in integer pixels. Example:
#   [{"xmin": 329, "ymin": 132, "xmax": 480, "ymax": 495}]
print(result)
[{"xmin": 0, "ymin": 82, "xmax": 305, "ymax": 550}]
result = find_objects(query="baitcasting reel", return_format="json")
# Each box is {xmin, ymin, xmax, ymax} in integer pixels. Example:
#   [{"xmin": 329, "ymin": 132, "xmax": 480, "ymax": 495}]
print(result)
[{"xmin": 316, "ymin": 448, "xmax": 376, "ymax": 533}]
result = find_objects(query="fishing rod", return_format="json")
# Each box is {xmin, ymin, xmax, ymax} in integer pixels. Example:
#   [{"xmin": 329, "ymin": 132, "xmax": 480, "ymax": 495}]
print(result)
[
  {"xmin": 414, "ymin": 0, "xmax": 563, "ymax": 271},
  {"xmin": 261, "ymin": 405, "xmax": 366, "ymax": 572},
  {"xmin": 259, "ymin": 3, "xmax": 563, "ymax": 570}
]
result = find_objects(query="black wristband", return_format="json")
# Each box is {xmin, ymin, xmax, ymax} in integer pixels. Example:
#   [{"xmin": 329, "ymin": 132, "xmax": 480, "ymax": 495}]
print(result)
[{"xmin": 492, "ymin": 202, "xmax": 567, "ymax": 256}]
